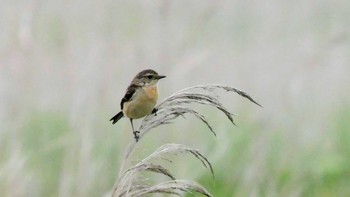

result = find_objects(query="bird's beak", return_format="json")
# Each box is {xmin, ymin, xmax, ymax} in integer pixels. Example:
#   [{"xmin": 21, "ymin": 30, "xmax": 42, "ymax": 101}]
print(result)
[{"xmin": 156, "ymin": 75, "xmax": 166, "ymax": 79}]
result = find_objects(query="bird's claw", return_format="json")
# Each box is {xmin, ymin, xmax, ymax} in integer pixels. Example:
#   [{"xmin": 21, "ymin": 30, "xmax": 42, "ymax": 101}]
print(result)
[
  {"xmin": 152, "ymin": 108, "xmax": 158, "ymax": 116},
  {"xmin": 133, "ymin": 131, "xmax": 140, "ymax": 142}
]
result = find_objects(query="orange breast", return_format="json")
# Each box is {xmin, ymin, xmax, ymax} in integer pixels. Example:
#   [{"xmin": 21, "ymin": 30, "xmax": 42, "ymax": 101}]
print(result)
[
  {"xmin": 123, "ymin": 85, "xmax": 158, "ymax": 119},
  {"xmin": 143, "ymin": 85, "xmax": 158, "ymax": 102}
]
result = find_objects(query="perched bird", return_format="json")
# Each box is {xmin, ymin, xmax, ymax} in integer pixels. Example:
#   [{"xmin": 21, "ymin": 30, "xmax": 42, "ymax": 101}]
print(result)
[{"xmin": 110, "ymin": 69, "xmax": 166, "ymax": 142}]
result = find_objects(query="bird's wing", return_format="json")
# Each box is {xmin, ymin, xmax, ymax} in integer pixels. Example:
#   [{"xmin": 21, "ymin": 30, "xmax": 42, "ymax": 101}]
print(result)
[{"xmin": 120, "ymin": 84, "xmax": 138, "ymax": 109}]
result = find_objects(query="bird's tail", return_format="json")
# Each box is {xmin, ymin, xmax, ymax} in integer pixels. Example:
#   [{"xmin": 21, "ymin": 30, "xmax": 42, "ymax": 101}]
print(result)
[{"xmin": 110, "ymin": 111, "xmax": 124, "ymax": 124}]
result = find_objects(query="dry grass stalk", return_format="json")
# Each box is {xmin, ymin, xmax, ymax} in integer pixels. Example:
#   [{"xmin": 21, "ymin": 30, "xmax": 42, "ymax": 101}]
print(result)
[
  {"xmin": 113, "ymin": 144, "xmax": 214, "ymax": 196},
  {"xmin": 112, "ymin": 84, "xmax": 261, "ymax": 196},
  {"xmin": 128, "ymin": 180, "xmax": 213, "ymax": 197}
]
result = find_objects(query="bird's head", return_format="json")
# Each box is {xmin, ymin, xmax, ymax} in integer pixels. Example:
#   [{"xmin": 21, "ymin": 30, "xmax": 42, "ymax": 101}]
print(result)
[{"xmin": 133, "ymin": 69, "xmax": 166, "ymax": 86}]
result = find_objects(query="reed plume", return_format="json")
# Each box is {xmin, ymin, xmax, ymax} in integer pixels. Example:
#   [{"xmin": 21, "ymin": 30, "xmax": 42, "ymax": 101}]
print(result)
[{"xmin": 112, "ymin": 84, "xmax": 261, "ymax": 197}]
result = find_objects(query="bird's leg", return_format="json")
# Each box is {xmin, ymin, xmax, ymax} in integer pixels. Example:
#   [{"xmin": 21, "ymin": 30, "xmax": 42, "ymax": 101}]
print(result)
[
  {"xmin": 130, "ymin": 119, "xmax": 140, "ymax": 142},
  {"xmin": 151, "ymin": 108, "xmax": 158, "ymax": 116}
]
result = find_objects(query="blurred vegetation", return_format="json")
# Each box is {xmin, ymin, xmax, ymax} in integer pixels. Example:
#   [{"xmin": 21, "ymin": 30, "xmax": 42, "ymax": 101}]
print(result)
[
  {"xmin": 195, "ymin": 108, "xmax": 350, "ymax": 197},
  {"xmin": 1, "ymin": 0, "xmax": 350, "ymax": 196}
]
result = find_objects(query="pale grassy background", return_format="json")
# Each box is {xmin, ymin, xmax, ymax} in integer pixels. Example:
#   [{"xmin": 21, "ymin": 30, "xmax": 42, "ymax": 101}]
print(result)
[{"xmin": 1, "ymin": 0, "xmax": 350, "ymax": 196}]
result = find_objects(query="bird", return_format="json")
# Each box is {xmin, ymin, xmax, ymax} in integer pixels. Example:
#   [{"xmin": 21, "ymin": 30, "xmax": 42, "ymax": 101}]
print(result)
[{"xmin": 110, "ymin": 69, "xmax": 166, "ymax": 142}]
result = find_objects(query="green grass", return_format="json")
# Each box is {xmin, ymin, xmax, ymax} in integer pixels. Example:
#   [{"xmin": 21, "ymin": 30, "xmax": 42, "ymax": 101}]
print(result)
[
  {"xmin": 193, "ymin": 108, "xmax": 350, "ymax": 197},
  {"xmin": 21, "ymin": 112, "xmax": 69, "ymax": 196},
  {"xmin": 1, "ymin": 108, "xmax": 348, "ymax": 196}
]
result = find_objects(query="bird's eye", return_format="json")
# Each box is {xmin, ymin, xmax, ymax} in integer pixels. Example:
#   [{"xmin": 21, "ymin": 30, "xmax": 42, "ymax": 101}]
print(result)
[{"xmin": 146, "ymin": 75, "xmax": 153, "ymax": 79}]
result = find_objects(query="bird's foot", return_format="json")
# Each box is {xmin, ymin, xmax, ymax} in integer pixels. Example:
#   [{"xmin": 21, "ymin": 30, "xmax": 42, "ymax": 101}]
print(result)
[
  {"xmin": 133, "ymin": 130, "xmax": 140, "ymax": 142},
  {"xmin": 151, "ymin": 108, "xmax": 158, "ymax": 116}
]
